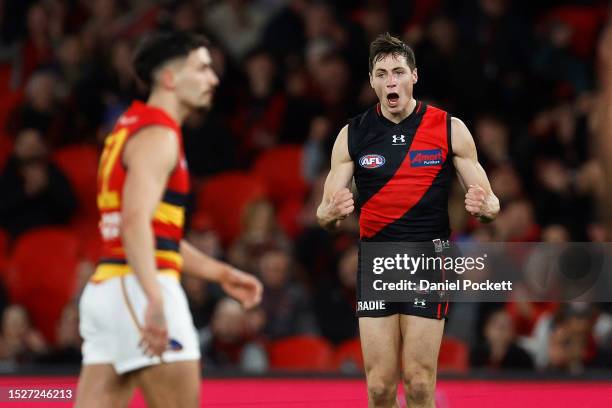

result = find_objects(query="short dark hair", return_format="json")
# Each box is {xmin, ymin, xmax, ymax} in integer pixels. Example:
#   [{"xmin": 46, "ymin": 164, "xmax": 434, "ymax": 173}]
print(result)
[
  {"xmin": 133, "ymin": 31, "xmax": 210, "ymax": 88},
  {"xmin": 369, "ymin": 32, "xmax": 415, "ymax": 72}
]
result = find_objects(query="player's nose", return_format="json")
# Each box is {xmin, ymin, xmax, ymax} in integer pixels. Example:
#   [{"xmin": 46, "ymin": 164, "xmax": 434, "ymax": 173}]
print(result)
[{"xmin": 209, "ymin": 71, "xmax": 220, "ymax": 87}]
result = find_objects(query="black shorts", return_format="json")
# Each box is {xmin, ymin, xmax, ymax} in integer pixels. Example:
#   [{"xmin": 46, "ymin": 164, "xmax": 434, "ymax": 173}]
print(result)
[{"xmin": 356, "ymin": 239, "xmax": 451, "ymax": 320}]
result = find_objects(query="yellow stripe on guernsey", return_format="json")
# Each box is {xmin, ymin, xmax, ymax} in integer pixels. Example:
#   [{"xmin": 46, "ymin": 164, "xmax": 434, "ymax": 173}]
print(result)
[
  {"xmin": 155, "ymin": 250, "xmax": 183, "ymax": 269},
  {"xmin": 92, "ymin": 251, "xmax": 182, "ymax": 282},
  {"xmin": 154, "ymin": 201, "xmax": 185, "ymax": 227},
  {"xmin": 92, "ymin": 265, "xmax": 179, "ymax": 283}
]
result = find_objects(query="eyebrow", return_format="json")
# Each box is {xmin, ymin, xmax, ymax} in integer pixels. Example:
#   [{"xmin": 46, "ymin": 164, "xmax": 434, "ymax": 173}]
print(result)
[{"xmin": 375, "ymin": 67, "xmax": 406, "ymax": 73}]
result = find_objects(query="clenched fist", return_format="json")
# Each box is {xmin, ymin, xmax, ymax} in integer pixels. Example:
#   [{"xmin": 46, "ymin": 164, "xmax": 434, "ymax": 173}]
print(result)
[
  {"xmin": 330, "ymin": 188, "xmax": 355, "ymax": 220},
  {"xmin": 465, "ymin": 184, "xmax": 486, "ymax": 217}
]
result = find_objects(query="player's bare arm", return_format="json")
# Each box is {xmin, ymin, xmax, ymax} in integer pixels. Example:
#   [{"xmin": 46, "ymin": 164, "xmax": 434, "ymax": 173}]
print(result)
[
  {"xmin": 180, "ymin": 240, "xmax": 263, "ymax": 309},
  {"xmin": 596, "ymin": 24, "xmax": 612, "ymax": 233},
  {"xmin": 316, "ymin": 125, "xmax": 355, "ymax": 231},
  {"xmin": 451, "ymin": 117, "xmax": 500, "ymax": 222},
  {"xmin": 121, "ymin": 126, "xmax": 178, "ymax": 357}
]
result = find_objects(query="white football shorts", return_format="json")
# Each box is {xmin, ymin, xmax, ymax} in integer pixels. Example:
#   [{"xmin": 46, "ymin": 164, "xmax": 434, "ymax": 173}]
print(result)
[{"xmin": 79, "ymin": 273, "xmax": 200, "ymax": 374}]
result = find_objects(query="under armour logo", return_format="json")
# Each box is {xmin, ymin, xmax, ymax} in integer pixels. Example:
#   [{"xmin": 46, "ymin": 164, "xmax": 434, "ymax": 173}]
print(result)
[
  {"xmin": 414, "ymin": 298, "xmax": 427, "ymax": 308},
  {"xmin": 392, "ymin": 134, "xmax": 406, "ymax": 145}
]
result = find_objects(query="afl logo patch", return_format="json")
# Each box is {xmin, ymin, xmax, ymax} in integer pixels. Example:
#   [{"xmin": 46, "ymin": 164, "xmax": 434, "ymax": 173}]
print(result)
[{"xmin": 359, "ymin": 154, "xmax": 386, "ymax": 169}]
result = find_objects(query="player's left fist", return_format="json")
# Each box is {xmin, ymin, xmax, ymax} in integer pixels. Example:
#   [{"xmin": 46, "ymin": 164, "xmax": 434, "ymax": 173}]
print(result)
[{"xmin": 465, "ymin": 184, "xmax": 486, "ymax": 216}]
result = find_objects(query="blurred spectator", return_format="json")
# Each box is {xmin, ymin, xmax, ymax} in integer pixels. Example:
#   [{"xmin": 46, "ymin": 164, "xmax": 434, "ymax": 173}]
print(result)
[
  {"xmin": 258, "ymin": 247, "xmax": 318, "ymax": 339},
  {"xmin": 493, "ymin": 199, "xmax": 540, "ymax": 242},
  {"xmin": 200, "ymin": 297, "xmax": 268, "ymax": 372},
  {"xmin": 228, "ymin": 200, "xmax": 291, "ymax": 273},
  {"xmin": 0, "ymin": 128, "xmax": 77, "ymax": 238},
  {"xmin": 471, "ymin": 307, "xmax": 534, "ymax": 370},
  {"xmin": 473, "ymin": 115, "xmax": 510, "ymax": 170},
  {"xmin": 523, "ymin": 303, "xmax": 612, "ymax": 372},
  {"xmin": 313, "ymin": 244, "xmax": 358, "ymax": 344},
  {"xmin": 7, "ymin": 70, "xmax": 66, "ymax": 144},
  {"xmin": 18, "ymin": 2, "xmax": 56, "ymax": 83},
  {"xmin": 489, "ymin": 165, "xmax": 523, "ymax": 206},
  {"xmin": 294, "ymin": 173, "xmax": 358, "ymax": 284},
  {"xmin": 261, "ymin": 0, "xmax": 308, "ymax": 61},
  {"xmin": 183, "ymin": 274, "xmax": 222, "ymax": 330},
  {"xmin": 184, "ymin": 216, "xmax": 225, "ymax": 329},
  {"xmin": 302, "ymin": 115, "xmax": 333, "ymax": 181},
  {"xmin": 470, "ymin": 307, "xmax": 533, "ymax": 370},
  {"xmin": 413, "ymin": 14, "xmax": 483, "ymax": 119},
  {"xmin": 458, "ymin": 0, "xmax": 532, "ymax": 115},
  {"xmin": 204, "ymin": 0, "xmax": 270, "ymax": 62},
  {"xmin": 162, "ymin": 1, "xmax": 205, "ymax": 33},
  {"xmin": 187, "ymin": 214, "xmax": 224, "ymax": 259},
  {"xmin": 183, "ymin": 108, "xmax": 238, "ymax": 177},
  {"xmin": 55, "ymin": 35, "xmax": 85, "ymax": 89},
  {"xmin": 307, "ymin": 53, "xmax": 357, "ymax": 127},
  {"xmin": 0, "ymin": 305, "xmax": 47, "ymax": 363},
  {"xmin": 277, "ymin": 65, "xmax": 324, "ymax": 145},
  {"xmin": 229, "ymin": 49, "xmax": 286, "ymax": 163},
  {"xmin": 101, "ymin": 39, "xmax": 140, "ymax": 107},
  {"xmin": 533, "ymin": 19, "xmax": 591, "ymax": 96},
  {"xmin": 35, "ymin": 303, "xmax": 81, "ymax": 364}
]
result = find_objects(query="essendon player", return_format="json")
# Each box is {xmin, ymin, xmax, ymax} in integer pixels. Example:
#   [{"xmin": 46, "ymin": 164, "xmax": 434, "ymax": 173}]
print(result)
[
  {"xmin": 317, "ymin": 33, "xmax": 499, "ymax": 407},
  {"xmin": 75, "ymin": 32, "xmax": 262, "ymax": 408}
]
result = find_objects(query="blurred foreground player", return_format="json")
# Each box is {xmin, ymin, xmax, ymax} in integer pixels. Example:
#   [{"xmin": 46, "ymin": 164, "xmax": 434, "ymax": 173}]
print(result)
[
  {"xmin": 75, "ymin": 32, "xmax": 262, "ymax": 408},
  {"xmin": 596, "ymin": 23, "xmax": 612, "ymax": 234},
  {"xmin": 317, "ymin": 33, "xmax": 499, "ymax": 407}
]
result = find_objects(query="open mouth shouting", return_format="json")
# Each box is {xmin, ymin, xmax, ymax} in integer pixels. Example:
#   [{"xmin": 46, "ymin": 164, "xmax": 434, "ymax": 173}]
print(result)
[{"xmin": 387, "ymin": 92, "xmax": 400, "ymax": 108}]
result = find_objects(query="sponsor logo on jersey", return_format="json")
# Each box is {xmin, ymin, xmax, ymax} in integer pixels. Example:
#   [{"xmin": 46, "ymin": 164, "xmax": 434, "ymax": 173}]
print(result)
[
  {"xmin": 413, "ymin": 298, "xmax": 427, "ymax": 308},
  {"xmin": 392, "ymin": 134, "xmax": 406, "ymax": 145},
  {"xmin": 118, "ymin": 115, "xmax": 139, "ymax": 126},
  {"xmin": 409, "ymin": 149, "xmax": 443, "ymax": 167},
  {"xmin": 357, "ymin": 301, "xmax": 386, "ymax": 311},
  {"xmin": 359, "ymin": 154, "xmax": 386, "ymax": 169}
]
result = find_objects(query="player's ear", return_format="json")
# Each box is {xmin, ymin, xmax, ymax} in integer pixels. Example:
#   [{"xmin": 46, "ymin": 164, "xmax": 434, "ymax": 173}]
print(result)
[
  {"xmin": 412, "ymin": 67, "xmax": 418, "ymax": 84},
  {"xmin": 369, "ymin": 71, "xmax": 374, "ymax": 89},
  {"xmin": 158, "ymin": 68, "xmax": 176, "ymax": 90}
]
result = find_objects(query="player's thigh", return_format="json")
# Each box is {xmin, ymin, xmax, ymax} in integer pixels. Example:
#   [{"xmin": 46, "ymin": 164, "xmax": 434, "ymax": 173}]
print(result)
[
  {"xmin": 359, "ymin": 314, "xmax": 402, "ymax": 382},
  {"xmin": 135, "ymin": 360, "xmax": 201, "ymax": 408},
  {"xmin": 74, "ymin": 364, "xmax": 135, "ymax": 408},
  {"xmin": 399, "ymin": 314, "xmax": 444, "ymax": 377}
]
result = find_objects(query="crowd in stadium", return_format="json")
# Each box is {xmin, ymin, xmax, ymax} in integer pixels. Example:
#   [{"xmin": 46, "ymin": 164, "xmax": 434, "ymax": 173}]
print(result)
[{"xmin": 0, "ymin": 0, "xmax": 611, "ymax": 374}]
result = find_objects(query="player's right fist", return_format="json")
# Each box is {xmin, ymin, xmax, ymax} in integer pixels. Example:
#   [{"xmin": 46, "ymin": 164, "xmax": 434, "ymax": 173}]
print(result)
[{"xmin": 331, "ymin": 188, "xmax": 354, "ymax": 220}]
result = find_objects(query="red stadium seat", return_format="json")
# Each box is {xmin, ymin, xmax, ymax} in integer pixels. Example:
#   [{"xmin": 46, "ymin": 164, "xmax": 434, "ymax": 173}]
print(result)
[
  {"xmin": 438, "ymin": 336, "xmax": 469, "ymax": 373},
  {"xmin": 0, "ymin": 88, "xmax": 24, "ymax": 132},
  {"xmin": 252, "ymin": 146, "xmax": 308, "ymax": 207},
  {"xmin": 332, "ymin": 338, "xmax": 364, "ymax": 372},
  {"xmin": 195, "ymin": 171, "xmax": 267, "ymax": 245},
  {"xmin": 6, "ymin": 228, "xmax": 80, "ymax": 343},
  {"xmin": 53, "ymin": 145, "xmax": 100, "ymax": 241},
  {"xmin": 269, "ymin": 335, "xmax": 334, "ymax": 371}
]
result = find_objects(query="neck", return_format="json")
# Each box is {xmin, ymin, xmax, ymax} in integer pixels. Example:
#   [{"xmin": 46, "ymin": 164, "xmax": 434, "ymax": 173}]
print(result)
[
  {"xmin": 147, "ymin": 90, "xmax": 190, "ymax": 125},
  {"xmin": 381, "ymin": 97, "xmax": 416, "ymax": 124}
]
